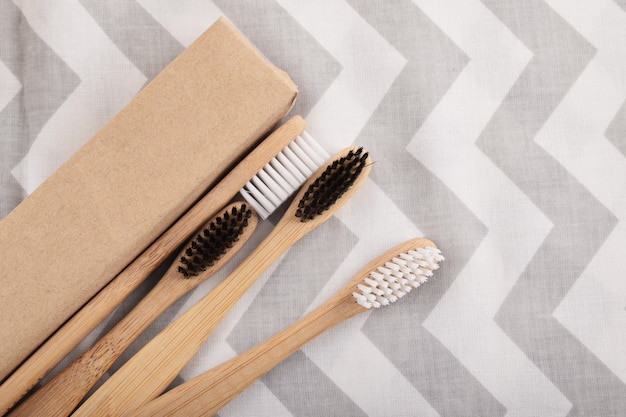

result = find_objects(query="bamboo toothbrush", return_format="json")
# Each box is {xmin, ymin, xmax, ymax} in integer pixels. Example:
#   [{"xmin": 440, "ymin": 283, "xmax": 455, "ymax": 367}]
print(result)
[
  {"xmin": 7, "ymin": 202, "xmax": 256, "ymax": 417},
  {"xmin": 0, "ymin": 115, "xmax": 325, "ymax": 414},
  {"xmin": 4, "ymin": 116, "xmax": 329, "ymax": 416},
  {"xmin": 128, "ymin": 238, "xmax": 444, "ymax": 417},
  {"xmin": 72, "ymin": 146, "xmax": 372, "ymax": 417}
]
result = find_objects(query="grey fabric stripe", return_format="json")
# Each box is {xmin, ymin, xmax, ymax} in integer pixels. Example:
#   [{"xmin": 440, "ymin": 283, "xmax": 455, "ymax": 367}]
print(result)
[
  {"xmin": 79, "ymin": 0, "xmax": 184, "ymax": 81},
  {"xmin": 605, "ymin": 100, "xmax": 626, "ymax": 158},
  {"xmin": 614, "ymin": 0, "xmax": 626, "ymax": 13},
  {"xmin": 0, "ymin": 94, "xmax": 26, "ymax": 218},
  {"xmin": 478, "ymin": 1, "xmax": 626, "ymax": 415},
  {"xmin": 228, "ymin": 217, "xmax": 358, "ymax": 350},
  {"xmin": 262, "ymin": 350, "xmax": 368, "ymax": 417},
  {"xmin": 0, "ymin": 0, "xmax": 79, "ymax": 218},
  {"xmin": 227, "ymin": 217, "xmax": 362, "ymax": 416},
  {"xmin": 347, "ymin": 1, "xmax": 506, "ymax": 416},
  {"xmin": 213, "ymin": 0, "xmax": 342, "ymax": 118},
  {"xmin": 0, "ymin": 0, "xmax": 21, "ymax": 77}
]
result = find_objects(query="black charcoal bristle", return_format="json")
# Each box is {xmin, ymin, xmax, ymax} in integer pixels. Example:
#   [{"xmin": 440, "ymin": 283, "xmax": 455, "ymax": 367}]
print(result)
[
  {"xmin": 295, "ymin": 147, "xmax": 368, "ymax": 222},
  {"xmin": 176, "ymin": 204, "xmax": 252, "ymax": 279}
]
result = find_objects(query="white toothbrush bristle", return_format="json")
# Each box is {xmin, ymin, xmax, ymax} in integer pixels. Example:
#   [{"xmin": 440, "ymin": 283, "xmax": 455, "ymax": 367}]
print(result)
[
  {"xmin": 288, "ymin": 141, "xmax": 318, "ymax": 173},
  {"xmin": 240, "ymin": 131, "xmax": 329, "ymax": 219},
  {"xmin": 264, "ymin": 160, "xmax": 294, "ymax": 195},
  {"xmin": 240, "ymin": 182, "xmax": 271, "ymax": 219},
  {"xmin": 256, "ymin": 168, "xmax": 289, "ymax": 203},
  {"xmin": 352, "ymin": 246, "xmax": 444, "ymax": 309},
  {"xmin": 283, "ymin": 146, "xmax": 312, "ymax": 177},
  {"xmin": 300, "ymin": 131, "xmax": 330, "ymax": 162},
  {"xmin": 269, "ymin": 157, "xmax": 299, "ymax": 192},
  {"xmin": 251, "ymin": 176, "xmax": 281, "ymax": 208}
]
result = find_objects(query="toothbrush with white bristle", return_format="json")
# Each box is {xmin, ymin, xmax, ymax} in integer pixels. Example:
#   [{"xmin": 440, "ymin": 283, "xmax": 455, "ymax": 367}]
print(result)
[
  {"xmin": 72, "ymin": 146, "xmax": 372, "ymax": 417},
  {"xmin": 127, "ymin": 238, "xmax": 444, "ymax": 417},
  {"xmin": 0, "ymin": 115, "xmax": 329, "ymax": 416},
  {"xmin": 241, "ymin": 130, "xmax": 329, "ymax": 219}
]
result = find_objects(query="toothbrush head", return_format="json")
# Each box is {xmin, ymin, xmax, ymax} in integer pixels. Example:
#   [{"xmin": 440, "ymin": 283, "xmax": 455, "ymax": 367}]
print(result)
[
  {"xmin": 177, "ymin": 203, "xmax": 255, "ymax": 278},
  {"xmin": 295, "ymin": 147, "xmax": 369, "ymax": 222},
  {"xmin": 240, "ymin": 131, "xmax": 330, "ymax": 219},
  {"xmin": 352, "ymin": 239, "xmax": 444, "ymax": 309}
]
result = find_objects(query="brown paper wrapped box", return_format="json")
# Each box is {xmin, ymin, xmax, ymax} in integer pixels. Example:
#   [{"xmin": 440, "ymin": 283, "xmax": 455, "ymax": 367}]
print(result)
[{"xmin": 0, "ymin": 17, "xmax": 297, "ymax": 381}]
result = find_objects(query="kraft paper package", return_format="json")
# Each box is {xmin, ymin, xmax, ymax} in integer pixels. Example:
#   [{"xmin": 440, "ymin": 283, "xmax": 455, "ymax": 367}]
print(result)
[{"xmin": 0, "ymin": 17, "xmax": 297, "ymax": 382}]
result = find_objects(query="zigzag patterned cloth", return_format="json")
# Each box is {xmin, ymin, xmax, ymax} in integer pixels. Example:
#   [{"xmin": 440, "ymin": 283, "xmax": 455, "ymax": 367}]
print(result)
[{"xmin": 2, "ymin": 1, "xmax": 626, "ymax": 416}]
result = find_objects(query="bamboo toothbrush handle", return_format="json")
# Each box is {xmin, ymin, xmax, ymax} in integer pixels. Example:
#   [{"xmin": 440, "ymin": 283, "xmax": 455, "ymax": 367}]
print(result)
[
  {"xmin": 75, "ymin": 145, "xmax": 372, "ymax": 417},
  {"xmin": 9, "ymin": 202, "xmax": 257, "ymax": 417},
  {"xmin": 130, "ymin": 294, "xmax": 363, "ymax": 417},
  {"xmin": 8, "ymin": 272, "xmax": 184, "ymax": 417},
  {"xmin": 0, "ymin": 115, "xmax": 306, "ymax": 415},
  {"xmin": 73, "ymin": 220, "xmax": 309, "ymax": 417},
  {"xmin": 131, "ymin": 237, "xmax": 442, "ymax": 417}
]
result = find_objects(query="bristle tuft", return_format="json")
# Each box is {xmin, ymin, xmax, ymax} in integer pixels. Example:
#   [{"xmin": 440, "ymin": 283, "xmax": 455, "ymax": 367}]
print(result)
[
  {"xmin": 352, "ymin": 246, "xmax": 443, "ymax": 309},
  {"xmin": 240, "ymin": 132, "xmax": 330, "ymax": 219},
  {"xmin": 295, "ymin": 147, "xmax": 368, "ymax": 222},
  {"xmin": 177, "ymin": 205, "xmax": 253, "ymax": 278}
]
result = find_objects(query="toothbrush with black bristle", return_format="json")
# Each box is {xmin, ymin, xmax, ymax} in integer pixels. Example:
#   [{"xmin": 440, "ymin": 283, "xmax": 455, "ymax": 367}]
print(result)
[
  {"xmin": 8, "ymin": 202, "xmax": 257, "ymax": 417},
  {"xmin": 129, "ymin": 238, "xmax": 444, "ymax": 417},
  {"xmin": 72, "ymin": 146, "xmax": 372, "ymax": 417},
  {"xmin": 5, "ymin": 117, "xmax": 330, "ymax": 417}
]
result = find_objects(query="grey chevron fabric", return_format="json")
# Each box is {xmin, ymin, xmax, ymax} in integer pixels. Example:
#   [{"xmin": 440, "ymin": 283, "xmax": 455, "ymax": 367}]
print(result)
[{"xmin": 2, "ymin": 1, "xmax": 626, "ymax": 416}]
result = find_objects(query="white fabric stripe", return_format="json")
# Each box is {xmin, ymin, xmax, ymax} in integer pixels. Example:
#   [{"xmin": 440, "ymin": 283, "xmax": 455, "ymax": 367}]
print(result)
[
  {"xmin": 412, "ymin": 0, "xmax": 570, "ymax": 415},
  {"xmin": 12, "ymin": 0, "xmax": 146, "ymax": 193}
]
